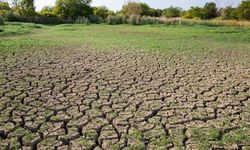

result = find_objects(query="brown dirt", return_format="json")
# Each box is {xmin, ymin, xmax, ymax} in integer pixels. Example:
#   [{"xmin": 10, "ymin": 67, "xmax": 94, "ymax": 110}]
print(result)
[{"xmin": 0, "ymin": 47, "xmax": 249, "ymax": 150}]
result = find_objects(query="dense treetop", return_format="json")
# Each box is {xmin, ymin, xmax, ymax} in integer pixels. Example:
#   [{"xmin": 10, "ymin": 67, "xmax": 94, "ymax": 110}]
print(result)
[{"xmin": 0, "ymin": 0, "xmax": 250, "ymax": 24}]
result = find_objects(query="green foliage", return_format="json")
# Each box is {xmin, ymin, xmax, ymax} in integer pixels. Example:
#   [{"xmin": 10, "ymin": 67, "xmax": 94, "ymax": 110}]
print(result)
[
  {"xmin": 148, "ymin": 8, "xmax": 163, "ymax": 17},
  {"xmin": 182, "ymin": 2, "xmax": 218, "ymax": 20},
  {"xmin": 54, "ymin": 0, "xmax": 92, "ymax": 19},
  {"xmin": 139, "ymin": 3, "xmax": 151, "ymax": 16},
  {"xmin": 163, "ymin": 6, "xmax": 182, "ymax": 18},
  {"xmin": 220, "ymin": 7, "xmax": 238, "ymax": 20},
  {"xmin": 39, "ymin": 6, "xmax": 57, "ymax": 17},
  {"xmin": 5, "ymin": 11, "xmax": 16, "ymax": 21},
  {"xmin": 0, "ymin": 16, "xmax": 4, "ymax": 25},
  {"xmin": 183, "ymin": 7, "xmax": 204, "ymax": 19},
  {"xmin": 0, "ymin": 1, "xmax": 11, "ymax": 17},
  {"xmin": 20, "ymin": 0, "xmax": 36, "ymax": 16},
  {"xmin": 122, "ymin": 2, "xmax": 143, "ymax": 16},
  {"xmin": 121, "ymin": 2, "xmax": 162, "ymax": 17},
  {"xmin": 203, "ymin": 2, "xmax": 218, "ymax": 19},
  {"xmin": 93, "ymin": 6, "xmax": 110, "ymax": 19},
  {"xmin": 5, "ymin": 11, "xmax": 64, "ymax": 24},
  {"xmin": 237, "ymin": 0, "xmax": 250, "ymax": 20}
]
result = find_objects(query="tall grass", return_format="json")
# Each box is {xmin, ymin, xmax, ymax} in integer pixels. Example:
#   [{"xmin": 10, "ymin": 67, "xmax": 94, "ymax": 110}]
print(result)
[
  {"xmin": 107, "ymin": 15, "xmax": 126, "ymax": 25},
  {"xmin": 128, "ymin": 15, "xmax": 141, "ymax": 25},
  {"xmin": 129, "ymin": 16, "xmax": 250, "ymax": 27}
]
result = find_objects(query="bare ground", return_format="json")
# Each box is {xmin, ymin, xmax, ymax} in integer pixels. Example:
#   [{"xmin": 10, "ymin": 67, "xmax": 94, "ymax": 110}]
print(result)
[{"xmin": 0, "ymin": 47, "xmax": 250, "ymax": 150}]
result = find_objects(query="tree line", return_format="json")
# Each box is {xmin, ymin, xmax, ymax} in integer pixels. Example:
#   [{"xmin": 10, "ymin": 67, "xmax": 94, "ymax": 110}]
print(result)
[{"xmin": 0, "ymin": 0, "xmax": 250, "ymax": 25}]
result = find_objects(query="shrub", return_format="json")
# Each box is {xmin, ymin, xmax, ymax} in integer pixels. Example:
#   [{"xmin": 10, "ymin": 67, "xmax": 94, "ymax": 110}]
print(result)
[
  {"xmin": 128, "ymin": 15, "xmax": 141, "ymax": 25},
  {"xmin": 107, "ymin": 15, "xmax": 126, "ymax": 25},
  {"xmin": 5, "ymin": 11, "xmax": 16, "ymax": 22},
  {"xmin": 0, "ymin": 16, "xmax": 4, "ymax": 25},
  {"xmin": 75, "ymin": 16, "xmax": 86, "ymax": 24},
  {"xmin": 74, "ymin": 17, "xmax": 90, "ymax": 25},
  {"xmin": 6, "ymin": 12, "xmax": 64, "ymax": 24},
  {"xmin": 163, "ymin": 7, "xmax": 182, "ymax": 18},
  {"xmin": 140, "ymin": 16, "xmax": 161, "ymax": 25},
  {"xmin": 85, "ymin": 18, "xmax": 90, "ymax": 25},
  {"xmin": 88, "ymin": 15, "xmax": 104, "ymax": 24}
]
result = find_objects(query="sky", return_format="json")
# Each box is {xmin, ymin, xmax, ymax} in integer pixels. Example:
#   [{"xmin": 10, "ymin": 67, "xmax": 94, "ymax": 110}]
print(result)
[{"xmin": 33, "ymin": 0, "xmax": 243, "ymax": 11}]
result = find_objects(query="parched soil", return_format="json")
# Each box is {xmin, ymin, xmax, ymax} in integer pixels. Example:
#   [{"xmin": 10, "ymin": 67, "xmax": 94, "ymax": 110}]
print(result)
[{"xmin": 0, "ymin": 47, "xmax": 250, "ymax": 150}]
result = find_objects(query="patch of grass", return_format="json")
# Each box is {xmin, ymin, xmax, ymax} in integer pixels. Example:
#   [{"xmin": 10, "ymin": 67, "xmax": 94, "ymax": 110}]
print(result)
[
  {"xmin": 190, "ymin": 127, "xmax": 222, "ymax": 149},
  {"xmin": 81, "ymin": 138, "xmax": 95, "ymax": 148},
  {"xmin": 208, "ymin": 128, "xmax": 221, "ymax": 141},
  {"xmin": 222, "ymin": 129, "xmax": 250, "ymax": 145},
  {"xmin": 85, "ymin": 129, "xmax": 97, "ymax": 140},
  {"xmin": 127, "ymin": 129, "xmax": 145, "ymax": 150},
  {"xmin": 0, "ymin": 22, "xmax": 42, "ymax": 36},
  {"xmin": 150, "ymin": 135, "xmax": 172, "ymax": 149}
]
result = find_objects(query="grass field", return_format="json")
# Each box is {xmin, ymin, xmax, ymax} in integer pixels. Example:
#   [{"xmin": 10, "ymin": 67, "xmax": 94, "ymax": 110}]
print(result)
[
  {"xmin": 0, "ymin": 22, "xmax": 250, "ymax": 149},
  {"xmin": 1, "ymin": 22, "xmax": 250, "ymax": 62}
]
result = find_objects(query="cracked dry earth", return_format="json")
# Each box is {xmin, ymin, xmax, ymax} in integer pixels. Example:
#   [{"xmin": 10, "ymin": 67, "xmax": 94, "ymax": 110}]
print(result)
[{"xmin": 0, "ymin": 47, "xmax": 250, "ymax": 150}]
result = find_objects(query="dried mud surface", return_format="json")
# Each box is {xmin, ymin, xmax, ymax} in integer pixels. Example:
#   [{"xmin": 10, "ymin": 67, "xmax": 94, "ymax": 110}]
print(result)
[{"xmin": 0, "ymin": 47, "xmax": 250, "ymax": 150}]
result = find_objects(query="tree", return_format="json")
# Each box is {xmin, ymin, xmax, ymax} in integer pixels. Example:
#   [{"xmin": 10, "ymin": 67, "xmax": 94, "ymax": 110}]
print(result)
[
  {"xmin": 20, "ymin": 0, "xmax": 36, "ymax": 16},
  {"xmin": 139, "ymin": 3, "xmax": 150, "ymax": 16},
  {"xmin": 93, "ymin": 6, "xmax": 110, "ymax": 19},
  {"xmin": 39, "ymin": 6, "xmax": 57, "ymax": 17},
  {"xmin": 121, "ymin": 2, "xmax": 143, "ymax": 16},
  {"xmin": 220, "ymin": 6, "xmax": 238, "ymax": 20},
  {"xmin": 54, "ymin": 0, "xmax": 92, "ymax": 19},
  {"xmin": 163, "ymin": 6, "xmax": 182, "ymax": 18},
  {"xmin": 9, "ymin": 0, "xmax": 36, "ymax": 16},
  {"xmin": 0, "ymin": 1, "xmax": 11, "ymax": 16},
  {"xmin": 10, "ymin": 0, "xmax": 22, "ymax": 14},
  {"xmin": 148, "ymin": 8, "xmax": 163, "ymax": 17},
  {"xmin": 182, "ymin": 7, "xmax": 203, "ymax": 19},
  {"xmin": 237, "ymin": 0, "xmax": 250, "ymax": 20},
  {"xmin": 203, "ymin": 2, "xmax": 218, "ymax": 19},
  {"xmin": 122, "ymin": 2, "xmax": 161, "ymax": 17}
]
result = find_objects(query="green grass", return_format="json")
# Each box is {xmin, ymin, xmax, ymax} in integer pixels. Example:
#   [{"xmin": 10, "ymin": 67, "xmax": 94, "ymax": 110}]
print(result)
[
  {"xmin": 0, "ymin": 22, "xmax": 250, "ymax": 63},
  {"xmin": 0, "ymin": 22, "xmax": 42, "ymax": 36}
]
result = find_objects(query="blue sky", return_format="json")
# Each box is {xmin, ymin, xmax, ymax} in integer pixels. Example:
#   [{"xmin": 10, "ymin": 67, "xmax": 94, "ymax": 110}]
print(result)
[{"xmin": 34, "ymin": 0, "xmax": 242, "ymax": 11}]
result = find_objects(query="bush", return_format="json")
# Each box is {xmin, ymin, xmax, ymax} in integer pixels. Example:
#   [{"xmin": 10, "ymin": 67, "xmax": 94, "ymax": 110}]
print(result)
[
  {"xmin": 85, "ymin": 18, "xmax": 90, "ymax": 25},
  {"xmin": 88, "ymin": 15, "xmax": 104, "ymax": 24},
  {"xmin": 107, "ymin": 15, "xmax": 126, "ymax": 25},
  {"xmin": 75, "ymin": 16, "xmax": 87, "ymax": 24},
  {"xmin": 162, "ymin": 7, "xmax": 182, "ymax": 18},
  {"xmin": 0, "ymin": 16, "xmax": 4, "ymax": 25},
  {"xmin": 140, "ymin": 16, "xmax": 165, "ymax": 25},
  {"xmin": 128, "ymin": 15, "xmax": 141, "ymax": 25},
  {"xmin": 6, "ymin": 12, "xmax": 64, "ymax": 24},
  {"xmin": 75, "ymin": 17, "xmax": 90, "ymax": 25}
]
